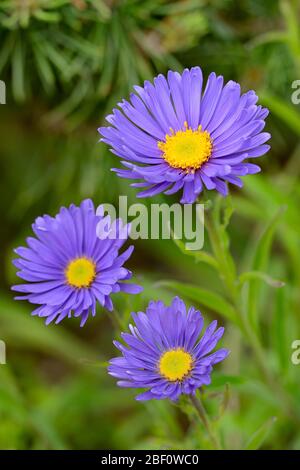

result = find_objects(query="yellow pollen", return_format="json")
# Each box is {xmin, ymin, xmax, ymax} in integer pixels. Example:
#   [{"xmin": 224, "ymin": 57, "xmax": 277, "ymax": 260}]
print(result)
[
  {"xmin": 159, "ymin": 348, "xmax": 193, "ymax": 382},
  {"xmin": 158, "ymin": 122, "xmax": 212, "ymax": 171},
  {"xmin": 65, "ymin": 257, "xmax": 96, "ymax": 288}
]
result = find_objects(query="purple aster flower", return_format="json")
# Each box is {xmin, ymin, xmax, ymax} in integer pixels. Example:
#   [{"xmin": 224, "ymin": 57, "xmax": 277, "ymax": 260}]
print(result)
[
  {"xmin": 12, "ymin": 199, "xmax": 142, "ymax": 326},
  {"xmin": 108, "ymin": 297, "xmax": 229, "ymax": 401},
  {"xmin": 99, "ymin": 67, "xmax": 270, "ymax": 203}
]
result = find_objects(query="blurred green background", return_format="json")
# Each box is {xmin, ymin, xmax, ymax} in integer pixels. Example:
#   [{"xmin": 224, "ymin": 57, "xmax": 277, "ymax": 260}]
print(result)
[{"xmin": 1, "ymin": 0, "xmax": 300, "ymax": 450}]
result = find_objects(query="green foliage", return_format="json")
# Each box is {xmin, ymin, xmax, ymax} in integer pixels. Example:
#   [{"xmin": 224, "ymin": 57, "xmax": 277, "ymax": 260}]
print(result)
[
  {"xmin": 0, "ymin": 0, "xmax": 207, "ymax": 126},
  {"xmin": 1, "ymin": 0, "xmax": 300, "ymax": 451},
  {"xmin": 157, "ymin": 280, "xmax": 239, "ymax": 325},
  {"xmin": 246, "ymin": 206, "xmax": 285, "ymax": 331},
  {"xmin": 244, "ymin": 417, "xmax": 277, "ymax": 450}
]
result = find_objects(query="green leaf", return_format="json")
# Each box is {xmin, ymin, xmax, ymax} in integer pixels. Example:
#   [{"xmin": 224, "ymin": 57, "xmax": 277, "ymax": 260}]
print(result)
[
  {"xmin": 240, "ymin": 270, "xmax": 285, "ymax": 288},
  {"xmin": 30, "ymin": 410, "xmax": 66, "ymax": 449},
  {"xmin": 211, "ymin": 373, "xmax": 247, "ymax": 388},
  {"xmin": 248, "ymin": 30, "xmax": 288, "ymax": 48},
  {"xmin": 247, "ymin": 206, "xmax": 286, "ymax": 330},
  {"xmin": 12, "ymin": 35, "xmax": 26, "ymax": 102},
  {"xmin": 280, "ymin": 0, "xmax": 300, "ymax": 59},
  {"xmin": 0, "ymin": 32, "xmax": 15, "ymax": 72},
  {"xmin": 244, "ymin": 417, "xmax": 277, "ymax": 450},
  {"xmin": 170, "ymin": 230, "xmax": 219, "ymax": 270},
  {"xmin": 0, "ymin": 297, "xmax": 96, "ymax": 366},
  {"xmin": 218, "ymin": 384, "xmax": 230, "ymax": 419},
  {"xmin": 33, "ymin": 9, "xmax": 61, "ymax": 23},
  {"xmin": 221, "ymin": 194, "xmax": 234, "ymax": 230},
  {"xmin": 32, "ymin": 39, "xmax": 55, "ymax": 92},
  {"xmin": 271, "ymin": 286, "xmax": 290, "ymax": 373},
  {"xmin": 158, "ymin": 280, "xmax": 239, "ymax": 325},
  {"xmin": 43, "ymin": 42, "xmax": 71, "ymax": 80}
]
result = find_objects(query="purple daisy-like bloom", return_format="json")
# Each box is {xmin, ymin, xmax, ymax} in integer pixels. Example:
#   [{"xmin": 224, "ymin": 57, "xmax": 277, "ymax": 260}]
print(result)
[
  {"xmin": 12, "ymin": 199, "xmax": 142, "ymax": 326},
  {"xmin": 99, "ymin": 67, "xmax": 270, "ymax": 203},
  {"xmin": 108, "ymin": 297, "xmax": 229, "ymax": 401}
]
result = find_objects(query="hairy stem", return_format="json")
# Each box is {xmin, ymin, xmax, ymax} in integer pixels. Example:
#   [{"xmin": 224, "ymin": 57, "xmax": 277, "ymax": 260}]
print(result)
[{"xmin": 189, "ymin": 394, "xmax": 221, "ymax": 450}]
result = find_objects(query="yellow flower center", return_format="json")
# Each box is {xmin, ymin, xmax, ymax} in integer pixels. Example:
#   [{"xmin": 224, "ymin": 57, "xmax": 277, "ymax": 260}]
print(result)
[
  {"xmin": 159, "ymin": 348, "xmax": 193, "ymax": 381},
  {"xmin": 65, "ymin": 257, "xmax": 96, "ymax": 288},
  {"xmin": 158, "ymin": 122, "xmax": 212, "ymax": 172}
]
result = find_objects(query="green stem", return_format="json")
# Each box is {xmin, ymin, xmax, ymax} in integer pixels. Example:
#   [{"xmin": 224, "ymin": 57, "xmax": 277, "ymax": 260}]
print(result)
[
  {"xmin": 189, "ymin": 394, "xmax": 221, "ymax": 450},
  {"xmin": 105, "ymin": 308, "xmax": 125, "ymax": 331}
]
